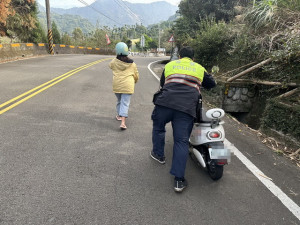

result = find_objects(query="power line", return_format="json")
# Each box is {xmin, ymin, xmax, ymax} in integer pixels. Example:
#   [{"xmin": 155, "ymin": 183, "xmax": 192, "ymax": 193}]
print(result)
[
  {"xmin": 77, "ymin": 0, "xmax": 123, "ymax": 26},
  {"xmin": 113, "ymin": 0, "xmax": 142, "ymax": 24},
  {"xmin": 113, "ymin": 0, "xmax": 135, "ymax": 19},
  {"xmin": 120, "ymin": 0, "xmax": 144, "ymax": 24}
]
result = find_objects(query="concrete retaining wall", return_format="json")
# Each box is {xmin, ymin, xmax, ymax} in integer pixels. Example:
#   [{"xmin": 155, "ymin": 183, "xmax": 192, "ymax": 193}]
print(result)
[
  {"xmin": 0, "ymin": 43, "xmax": 114, "ymax": 61},
  {"xmin": 202, "ymin": 80, "xmax": 258, "ymax": 113},
  {"xmin": 223, "ymin": 82, "xmax": 257, "ymax": 113}
]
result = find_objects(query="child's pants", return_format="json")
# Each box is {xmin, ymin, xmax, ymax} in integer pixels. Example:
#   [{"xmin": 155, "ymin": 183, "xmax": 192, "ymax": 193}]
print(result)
[{"xmin": 115, "ymin": 93, "xmax": 132, "ymax": 117}]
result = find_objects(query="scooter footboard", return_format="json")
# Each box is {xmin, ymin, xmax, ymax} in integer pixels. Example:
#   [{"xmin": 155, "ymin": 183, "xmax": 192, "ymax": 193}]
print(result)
[{"xmin": 208, "ymin": 142, "xmax": 231, "ymax": 163}]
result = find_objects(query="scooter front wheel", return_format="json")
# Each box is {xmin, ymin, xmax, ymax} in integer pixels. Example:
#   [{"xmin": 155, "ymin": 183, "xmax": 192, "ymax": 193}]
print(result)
[{"xmin": 207, "ymin": 163, "xmax": 223, "ymax": 180}]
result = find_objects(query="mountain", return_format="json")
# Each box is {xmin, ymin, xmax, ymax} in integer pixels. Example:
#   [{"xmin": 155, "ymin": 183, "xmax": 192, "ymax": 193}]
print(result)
[
  {"xmin": 38, "ymin": 4, "xmax": 95, "ymax": 34},
  {"xmin": 50, "ymin": 0, "xmax": 178, "ymax": 27}
]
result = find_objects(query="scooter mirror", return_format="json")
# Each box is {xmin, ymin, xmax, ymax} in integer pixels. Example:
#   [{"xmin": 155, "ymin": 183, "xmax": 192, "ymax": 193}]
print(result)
[{"xmin": 206, "ymin": 108, "xmax": 225, "ymax": 119}]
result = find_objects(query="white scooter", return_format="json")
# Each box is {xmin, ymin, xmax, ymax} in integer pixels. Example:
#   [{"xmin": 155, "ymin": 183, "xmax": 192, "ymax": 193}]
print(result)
[{"xmin": 189, "ymin": 97, "xmax": 231, "ymax": 180}]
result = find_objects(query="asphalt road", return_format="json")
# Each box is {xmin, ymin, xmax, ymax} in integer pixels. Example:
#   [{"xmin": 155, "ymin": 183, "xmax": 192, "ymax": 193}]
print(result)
[{"xmin": 0, "ymin": 54, "xmax": 299, "ymax": 225}]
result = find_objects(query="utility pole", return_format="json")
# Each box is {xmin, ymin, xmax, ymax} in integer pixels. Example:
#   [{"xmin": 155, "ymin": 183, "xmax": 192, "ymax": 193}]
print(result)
[
  {"xmin": 141, "ymin": 35, "xmax": 145, "ymax": 55},
  {"xmin": 45, "ymin": 0, "xmax": 54, "ymax": 55},
  {"xmin": 158, "ymin": 23, "xmax": 161, "ymax": 53}
]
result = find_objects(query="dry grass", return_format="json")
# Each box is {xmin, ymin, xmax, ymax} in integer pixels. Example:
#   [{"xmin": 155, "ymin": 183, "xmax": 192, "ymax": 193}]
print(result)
[{"xmin": 253, "ymin": 128, "xmax": 300, "ymax": 167}]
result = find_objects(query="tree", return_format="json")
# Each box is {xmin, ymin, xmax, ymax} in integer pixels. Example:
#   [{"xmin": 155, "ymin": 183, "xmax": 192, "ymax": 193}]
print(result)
[
  {"xmin": 31, "ymin": 20, "xmax": 47, "ymax": 43},
  {"xmin": 172, "ymin": 0, "xmax": 250, "ymax": 48},
  {"xmin": 52, "ymin": 21, "xmax": 61, "ymax": 44},
  {"xmin": 136, "ymin": 34, "xmax": 157, "ymax": 50},
  {"xmin": 179, "ymin": 0, "xmax": 239, "ymax": 23},
  {"xmin": 192, "ymin": 19, "xmax": 234, "ymax": 68},
  {"xmin": 145, "ymin": 35, "xmax": 157, "ymax": 49},
  {"xmin": 172, "ymin": 17, "xmax": 194, "ymax": 47},
  {"xmin": 0, "ymin": 0, "xmax": 12, "ymax": 36},
  {"xmin": 91, "ymin": 28, "xmax": 106, "ymax": 47},
  {"xmin": 61, "ymin": 33, "xmax": 72, "ymax": 45},
  {"xmin": 72, "ymin": 27, "xmax": 84, "ymax": 45},
  {"xmin": 6, "ymin": 0, "xmax": 41, "ymax": 42}
]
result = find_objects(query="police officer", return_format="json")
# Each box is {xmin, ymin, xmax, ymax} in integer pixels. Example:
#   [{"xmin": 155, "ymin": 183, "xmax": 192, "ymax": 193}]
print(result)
[{"xmin": 151, "ymin": 46, "xmax": 216, "ymax": 192}]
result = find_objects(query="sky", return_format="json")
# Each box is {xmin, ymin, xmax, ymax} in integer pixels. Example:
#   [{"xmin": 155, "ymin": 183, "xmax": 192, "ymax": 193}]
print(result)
[{"xmin": 38, "ymin": 0, "xmax": 180, "ymax": 9}]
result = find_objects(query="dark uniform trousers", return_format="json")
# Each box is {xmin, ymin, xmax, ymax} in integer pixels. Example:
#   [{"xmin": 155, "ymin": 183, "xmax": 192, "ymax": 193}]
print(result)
[{"xmin": 151, "ymin": 105, "xmax": 194, "ymax": 178}]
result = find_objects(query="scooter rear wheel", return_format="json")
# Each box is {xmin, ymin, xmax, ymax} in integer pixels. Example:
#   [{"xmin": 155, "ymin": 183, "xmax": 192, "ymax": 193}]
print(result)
[{"xmin": 207, "ymin": 163, "xmax": 223, "ymax": 180}]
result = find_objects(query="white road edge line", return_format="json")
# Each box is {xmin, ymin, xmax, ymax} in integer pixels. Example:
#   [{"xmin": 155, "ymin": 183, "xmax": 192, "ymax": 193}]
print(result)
[
  {"xmin": 224, "ymin": 139, "xmax": 300, "ymax": 221},
  {"xmin": 148, "ymin": 61, "xmax": 300, "ymax": 221},
  {"xmin": 148, "ymin": 60, "xmax": 162, "ymax": 81}
]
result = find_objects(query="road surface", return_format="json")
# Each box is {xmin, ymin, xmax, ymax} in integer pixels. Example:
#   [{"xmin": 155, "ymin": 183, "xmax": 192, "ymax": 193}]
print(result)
[{"xmin": 0, "ymin": 54, "xmax": 299, "ymax": 225}]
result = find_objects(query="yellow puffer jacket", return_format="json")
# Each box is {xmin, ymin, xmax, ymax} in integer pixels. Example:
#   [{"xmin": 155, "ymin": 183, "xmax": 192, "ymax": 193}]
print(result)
[{"xmin": 109, "ymin": 58, "xmax": 139, "ymax": 94}]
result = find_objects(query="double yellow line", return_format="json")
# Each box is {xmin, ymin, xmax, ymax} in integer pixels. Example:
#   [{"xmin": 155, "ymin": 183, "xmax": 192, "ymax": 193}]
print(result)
[{"xmin": 0, "ymin": 58, "xmax": 112, "ymax": 115}]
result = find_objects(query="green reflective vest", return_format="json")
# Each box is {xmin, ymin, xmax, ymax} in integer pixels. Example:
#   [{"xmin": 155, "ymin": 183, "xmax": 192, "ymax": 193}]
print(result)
[{"xmin": 164, "ymin": 57, "xmax": 206, "ymax": 82}]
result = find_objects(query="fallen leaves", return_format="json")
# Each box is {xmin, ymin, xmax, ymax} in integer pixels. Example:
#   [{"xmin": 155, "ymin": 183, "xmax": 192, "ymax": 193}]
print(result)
[
  {"xmin": 260, "ymin": 136, "xmax": 300, "ymax": 166},
  {"xmin": 242, "ymin": 121, "xmax": 300, "ymax": 166}
]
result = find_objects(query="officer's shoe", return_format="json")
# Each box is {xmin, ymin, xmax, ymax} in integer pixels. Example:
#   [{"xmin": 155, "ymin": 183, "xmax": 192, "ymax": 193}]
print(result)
[
  {"xmin": 174, "ymin": 177, "xmax": 187, "ymax": 193},
  {"xmin": 150, "ymin": 151, "xmax": 165, "ymax": 164}
]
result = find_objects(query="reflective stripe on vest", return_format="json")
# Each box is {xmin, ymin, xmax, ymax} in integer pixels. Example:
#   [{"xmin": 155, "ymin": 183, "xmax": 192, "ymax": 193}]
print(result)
[
  {"xmin": 166, "ymin": 74, "xmax": 202, "ymax": 86},
  {"xmin": 165, "ymin": 78, "xmax": 200, "ymax": 93}
]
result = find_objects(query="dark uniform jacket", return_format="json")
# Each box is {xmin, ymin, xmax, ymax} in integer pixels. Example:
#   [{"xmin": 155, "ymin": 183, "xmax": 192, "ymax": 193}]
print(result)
[{"xmin": 154, "ymin": 58, "xmax": 216, "ymax": 118}]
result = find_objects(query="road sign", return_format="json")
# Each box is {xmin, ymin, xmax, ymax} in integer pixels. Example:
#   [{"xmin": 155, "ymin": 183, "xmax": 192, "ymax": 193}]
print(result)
[
  {"xmin": 141, "ymin": 35, "xmax": 145, "ymax": 47},
  {"xmin": 168, "ymin": 35, "xmax": 175, "ymax": 42}
]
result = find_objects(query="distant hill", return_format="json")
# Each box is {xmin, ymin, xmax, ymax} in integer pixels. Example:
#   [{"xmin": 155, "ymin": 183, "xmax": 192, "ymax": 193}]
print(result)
[
  {"xmin": 50, "ymin": 0, "xmax": 178, "ymax": 27},
  {"xmin": 38, "ymin": 4, "xmax": 95, "ymax": 34},
  {"xmin": 167, "ymin": 13, "xmax": 180, "ymax": 22}
]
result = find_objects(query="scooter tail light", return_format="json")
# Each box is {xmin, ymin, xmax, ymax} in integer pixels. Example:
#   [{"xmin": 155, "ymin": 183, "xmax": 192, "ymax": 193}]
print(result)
[
  {"xmin": 217, "ymin": 159, "xmax": 227, "ymax": 165},
  {"xmin": 208, "ymin": 131, "xmax": 221, "ymax": 139}
]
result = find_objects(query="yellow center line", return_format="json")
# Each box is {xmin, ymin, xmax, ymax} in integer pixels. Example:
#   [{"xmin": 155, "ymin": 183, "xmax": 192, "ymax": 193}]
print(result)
[
  {"xmin": 0, "ymin": 58, "xmax": 112, "ymax": 115},
  {"xmin": 0, "ymin": 59, "xmax": 106, "ymax": 109}
]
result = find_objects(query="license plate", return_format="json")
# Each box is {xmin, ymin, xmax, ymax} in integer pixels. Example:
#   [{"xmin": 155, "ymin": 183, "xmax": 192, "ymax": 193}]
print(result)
[{"xmin": 209, "ymin": 148, "xmax": 231, "ymax": 162}]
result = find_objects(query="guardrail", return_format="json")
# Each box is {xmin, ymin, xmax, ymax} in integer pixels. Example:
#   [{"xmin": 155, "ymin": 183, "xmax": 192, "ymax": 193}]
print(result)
[{"xmin": 0, "ymin": 43, "xmax": 114, "ymax": 62}]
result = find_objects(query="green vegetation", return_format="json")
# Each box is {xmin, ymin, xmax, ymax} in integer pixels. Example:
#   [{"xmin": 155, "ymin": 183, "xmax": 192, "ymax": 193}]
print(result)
[
  {"xmin": 4, "ymin": 0, "xmax": 46, "ymax": 43},
  {"xmin": 172, "ymin": 0, "xmax": 300, "ymax": 85},
  {"xmin": 38, "ymin": 12, "xmax": 96, "ymax": 35},
  {"xmin": 262, "ymin": 98, "xmax": 300, "ymax": 145},
  {"xmin": 171, "ymin": 0, "xmax": 299, "ymax": 147},
  {"xmin": 52, "ymin": 21, "xmax": 61, "ymax": 44},
  {"xmin": 191, "ymin": 19, "xmax": 234, "ymax": 68}
]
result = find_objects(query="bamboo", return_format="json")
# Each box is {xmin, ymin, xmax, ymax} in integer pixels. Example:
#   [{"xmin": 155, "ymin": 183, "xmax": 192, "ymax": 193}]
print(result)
[
  {"xmin": 233, "ymin": 79, "xmax": 299, "ymax": 87},
  {"xmin": 221, "ymin": 61, "xmax": 257, "ymax": 77},
  {"xmin": 253, "ymin": 80, "xmax": 298, "ymax": 87},
  {"xmin": 277, "ymin": 102, "xmax": 293, "ymax": 109},
  {"xmin": 289, "ymin": 149, "xmax": 300, "ymax": 157},
  {"xmin": 277, "ymin": 88, "xmax": 299, "ymax": 99},
  {"xmin": 227, "ymin": 58, "xmax": 272, "ymax": 82}
]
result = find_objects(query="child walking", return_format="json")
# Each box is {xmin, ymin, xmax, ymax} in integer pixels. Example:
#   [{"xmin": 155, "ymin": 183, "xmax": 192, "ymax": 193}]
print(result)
[{"xmin": 109, "ymin": 42, "xmax": 139, "ymax": 130}]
